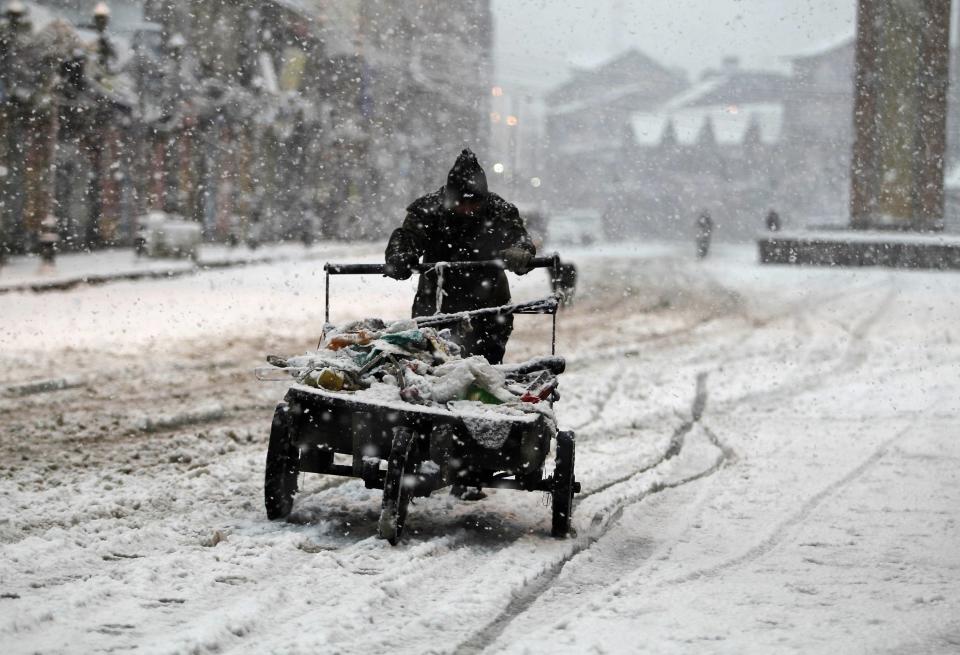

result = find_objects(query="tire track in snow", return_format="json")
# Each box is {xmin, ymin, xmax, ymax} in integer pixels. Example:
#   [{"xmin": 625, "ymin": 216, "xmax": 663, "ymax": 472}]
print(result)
[
  {"xmin": 0, "ymin": 379, "xmax": 277, "ymax": 459},
  {"xmin": 655, "ymin": 417, "xmax": 919, "ymax": 588},
  {"xmin": 562, "ymin": 310, "xmax": 719, "ymax": 446},
  {"xmin": 455, "ymin": 281, "xmax": 892, "ymax": 655},
  {"xmin": 563, "ymin": 312, "xmax": 721, "ymax": 372},
  {"xmin": 455, "ymin": 437, "xmax": 732, "ymax": 655},
  {"xmin": 454, "ymin": 373, "xmax": 720, "ymax": 655},
  {"xmin": 563, "ymin": 276, "xmax": 892, "ymax": 440},
  {"xmin": 547, "ymin": 282, "xmax": 894, "ymax": 605},
  {"xmin": 576, "ymin": 372, "xmax": 707, "ymax": 500},
  {"xmin": 712, "ymin": 282, "xmax": 896, "ymax": 413},
  {"xmin": 743, "ymin": 276, "xmax": 891, "ymax": 330},
  {"xmin": 564, "ymin": 278, "xmax": 854, "ymax": 440},
  {"xmin": 1, "ymin": 376, "xmax": 88, "ymax": 398},
  {"xmin": 564, "ymin": 364, "xmax": 631, "ymax": 433},
  {"xmin": 481, "ymin": 431, "xmax": 736, "ymax": 651},
  {"xmin": 558, "ymin": 307, "xmax": 720, "ymax": 435}
]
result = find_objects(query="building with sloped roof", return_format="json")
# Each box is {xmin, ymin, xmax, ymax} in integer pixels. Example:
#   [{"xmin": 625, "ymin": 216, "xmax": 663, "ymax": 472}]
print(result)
[
  {"xmin": 631, "ymin": 102, "xmax": 783, "ymax": 148},
  {"xmin": 627, "ymin": 62, "xmax": 790, "ymax": 150},
  {"xmin": 543, "ymin": 49, "xmax": 688, "ymax": 213},
  {"xmin": 612, "ymin": 59, "xmax": 790, "ymax": 241}
]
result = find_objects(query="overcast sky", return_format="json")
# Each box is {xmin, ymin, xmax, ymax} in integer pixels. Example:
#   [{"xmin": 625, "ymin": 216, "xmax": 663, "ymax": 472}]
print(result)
[{"xmin": 493, "ymin": 0, "xmax": 858, "ymax": 93}]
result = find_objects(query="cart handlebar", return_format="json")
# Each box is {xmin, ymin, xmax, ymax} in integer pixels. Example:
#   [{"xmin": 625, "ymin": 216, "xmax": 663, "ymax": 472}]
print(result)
[
  {"xmin": 322, "ymin": 253, "xmax": 563, "ymax": 356},
  {"xmin": 324, "ymin": 254, "xmax": 560, "ymax": 276}
]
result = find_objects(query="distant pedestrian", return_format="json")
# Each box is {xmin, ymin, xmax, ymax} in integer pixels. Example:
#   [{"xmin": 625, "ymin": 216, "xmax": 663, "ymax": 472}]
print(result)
[
  {"xmin": 247, "ymin": 206, "xmax": 262, "ymax": 250},
  {"xmin": 695, "ymin": 210, "xmax": 713, "ymax": 259},
  {"xmin": 299, "ymin": 197, "xmax": 317, "ymax": 247},
  {"xmin": 765, "ymin": 209, "xmax": 781, "ymax": 232},
  {"xmin": 37, "ymin": 215, "xmax": 58, "ymax": 267}
]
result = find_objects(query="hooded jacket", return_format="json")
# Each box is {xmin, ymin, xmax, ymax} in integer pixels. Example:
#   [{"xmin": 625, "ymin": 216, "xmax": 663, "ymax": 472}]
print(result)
[{"xmin": 385, "ymin": 150, "xmax": 535, "ymax": 316}]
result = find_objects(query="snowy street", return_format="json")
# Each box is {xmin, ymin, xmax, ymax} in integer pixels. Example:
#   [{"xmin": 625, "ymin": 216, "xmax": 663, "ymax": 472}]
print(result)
[{"xmin": 2, "ymin": 243, "xmax": 959, "ymax": 654}]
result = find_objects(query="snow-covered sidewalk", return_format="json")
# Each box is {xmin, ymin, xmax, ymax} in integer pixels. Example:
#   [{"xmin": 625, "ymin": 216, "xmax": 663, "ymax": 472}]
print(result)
[{"xmin": 0, "ymin": 242, "xmax": 379, "ymax": 294}]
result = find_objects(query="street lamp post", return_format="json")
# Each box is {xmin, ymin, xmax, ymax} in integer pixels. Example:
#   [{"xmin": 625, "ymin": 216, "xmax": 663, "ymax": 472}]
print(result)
[
  {"xmin": 93, "ymin": 3, "xmax": 112, "ymax": 73},
  {"xmin": 1, "ymin": 1, "xmax": 27, "ymax": 257},
  {"xmin": 163, "ymin": 33, "xmax": 186, "ymax": 216},
  {"xmin": 84, "ymin": 4, "xmax": 113, "ymax": 249},
  {"xmin": 4, "ymin": 1, "xmax": 24, "ymax": 28},
  {"xmin": 37, "ymin": 214, "xmax": 58, "ymax": 266}
]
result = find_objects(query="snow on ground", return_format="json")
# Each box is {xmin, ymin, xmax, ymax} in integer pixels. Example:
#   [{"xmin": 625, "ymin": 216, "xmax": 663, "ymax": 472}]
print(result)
[
  {"xmin": 1, "ymin": 241, "xmax": 959, "ymax": 654},
  {"xmin": 0, "ymin": 242, "xmax": 385, "ymax": 354},
  {"xmin": 0, "ymin": 242, "xmax": 352, "ymax": 290}
]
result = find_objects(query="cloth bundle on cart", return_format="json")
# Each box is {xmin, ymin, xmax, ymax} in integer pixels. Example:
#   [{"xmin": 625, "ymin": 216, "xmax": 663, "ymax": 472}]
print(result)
[{"xmin": 260, "ymin": 316, "xmax": 564, "ymax": 414}]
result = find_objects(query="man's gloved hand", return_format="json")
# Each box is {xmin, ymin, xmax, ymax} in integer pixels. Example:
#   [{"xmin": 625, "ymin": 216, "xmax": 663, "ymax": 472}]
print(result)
[
  {"xmin": 385, "ymin": 255, "xmax": 415, "ymax": 280},
  {"xmin": 502, "ymin": 247, "xmax": 534, "ymax": 275}
]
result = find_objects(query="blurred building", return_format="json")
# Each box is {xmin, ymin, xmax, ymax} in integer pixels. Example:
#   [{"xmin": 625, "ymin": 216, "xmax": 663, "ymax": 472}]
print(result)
[
  {"xmin": 0, "ymin": 2, "xmax": 137, "ymax": 253},
  {"xmin": 1, "ymin": 0, "xmax": 494, "ymax": 254},
  {"xmin": 543, "ymin": 36, "xmax": 957, "ymax": 241},
  {"xmin": 542, "ymin": 30, "xmax": 960, "ymax": 241},
  {"xmin": 544, "ymin": 49, "xmax": 688, "ymax": 213},
  {"xmin": 616, "ymin": 58, "xmax": 789, "ymax": 240},
  {"xmin": 313, "ymin": 0, "xmax": 493, "ymax": 237},
  {"xmin": 780, "ymin": 36, "xmax": 855, "ymax": 226}
]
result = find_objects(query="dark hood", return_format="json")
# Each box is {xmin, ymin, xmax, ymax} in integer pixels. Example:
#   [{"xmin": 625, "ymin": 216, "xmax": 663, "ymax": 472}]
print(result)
[{"xmin": 443, "ymin": 148, "xmax": 488, "ymax": 209}]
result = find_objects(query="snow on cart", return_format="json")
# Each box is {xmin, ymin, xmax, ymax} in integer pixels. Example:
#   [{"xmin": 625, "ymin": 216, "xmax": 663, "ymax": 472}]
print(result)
[{"xmin": 258, "ymin": 257, "xmax": 579, "ymax": 544}]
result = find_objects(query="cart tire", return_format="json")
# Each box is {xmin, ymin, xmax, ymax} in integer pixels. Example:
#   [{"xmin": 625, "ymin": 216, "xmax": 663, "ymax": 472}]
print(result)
[
  {"xmin": 264, "ymin": 403, "xmax": 299, "ymax": 520},
  {"xmin": 551, "ymin": 431, "xmax": 576, "ymax": 538},
  {"xmin": 379, "ymin": 427, "xmax": 419, "ymax": 545}
]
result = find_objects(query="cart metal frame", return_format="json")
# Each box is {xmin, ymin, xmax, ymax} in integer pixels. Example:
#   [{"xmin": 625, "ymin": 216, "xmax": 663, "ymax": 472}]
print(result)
[{"xmin": 264, "ymin": 255, "xmax": 578, "ymax": 544}]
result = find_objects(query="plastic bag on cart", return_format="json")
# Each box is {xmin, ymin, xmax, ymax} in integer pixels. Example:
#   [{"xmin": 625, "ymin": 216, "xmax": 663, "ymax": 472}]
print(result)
[{"xmin": 399, "ymin": 356, "xmax": 515, "ymax": 405}]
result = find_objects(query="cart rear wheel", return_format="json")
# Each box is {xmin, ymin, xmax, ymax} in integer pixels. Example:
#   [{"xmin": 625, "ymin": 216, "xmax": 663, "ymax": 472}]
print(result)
[
  {"xmin": 551, "ymin": 431, "xmax": 576, "ymax": 538},
  {"xmin": 379, "ymin": 427, "xmax": 420, "ymax": 545},
  {"xmin": 265, "ymin": 403, "xmax": 299, "ymax": 520}
]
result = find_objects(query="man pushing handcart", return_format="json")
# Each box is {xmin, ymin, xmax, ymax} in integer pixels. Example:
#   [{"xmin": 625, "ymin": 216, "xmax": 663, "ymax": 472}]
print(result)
[{"xmin": 259, "ymin": 149, "xmax": 579, "ymax": 544}]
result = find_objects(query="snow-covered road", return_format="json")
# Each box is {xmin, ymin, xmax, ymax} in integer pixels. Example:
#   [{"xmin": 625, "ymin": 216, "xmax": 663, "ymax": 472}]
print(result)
[{"xmin": 1, "ymin": 243, "xmax": 958, "ymax": 654}]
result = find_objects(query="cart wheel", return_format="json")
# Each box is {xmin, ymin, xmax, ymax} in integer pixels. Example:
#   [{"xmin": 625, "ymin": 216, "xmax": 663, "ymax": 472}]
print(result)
[
  {"xmin": 379, "ymin": 427, "xmax": 420, "ymax": 545},
  {"xmin": 551, "ymin": 431, "xmax": 576, "ymax": 538},
  {"xmin": 264, "ymin": 403, "xmax": 299, "ymax": 520}
]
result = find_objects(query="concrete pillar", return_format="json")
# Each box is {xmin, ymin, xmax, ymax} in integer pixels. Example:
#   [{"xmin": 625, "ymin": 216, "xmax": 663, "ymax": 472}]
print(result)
[{"xmin": 850, "ymin": 0, "xmax": 951, "ymax": 231}]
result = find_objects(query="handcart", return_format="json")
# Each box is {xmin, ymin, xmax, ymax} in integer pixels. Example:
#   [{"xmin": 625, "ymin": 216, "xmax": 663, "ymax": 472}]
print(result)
[{"xmin": 263, "ymin": 256, "xmax": 579, "ymax": 544}]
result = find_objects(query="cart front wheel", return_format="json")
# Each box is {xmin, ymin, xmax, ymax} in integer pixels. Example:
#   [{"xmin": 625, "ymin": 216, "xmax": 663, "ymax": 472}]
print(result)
[
  {"xmin": 265, "ymin": 403, "xmax": 299, "ymax": 520},
  {"xmin": 552, "ymin": 431, "xmax": 576, "ymax": 538},
  {"xmin": 379, "ymin": 427, "xmax": 420, "ymax": 545}
]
